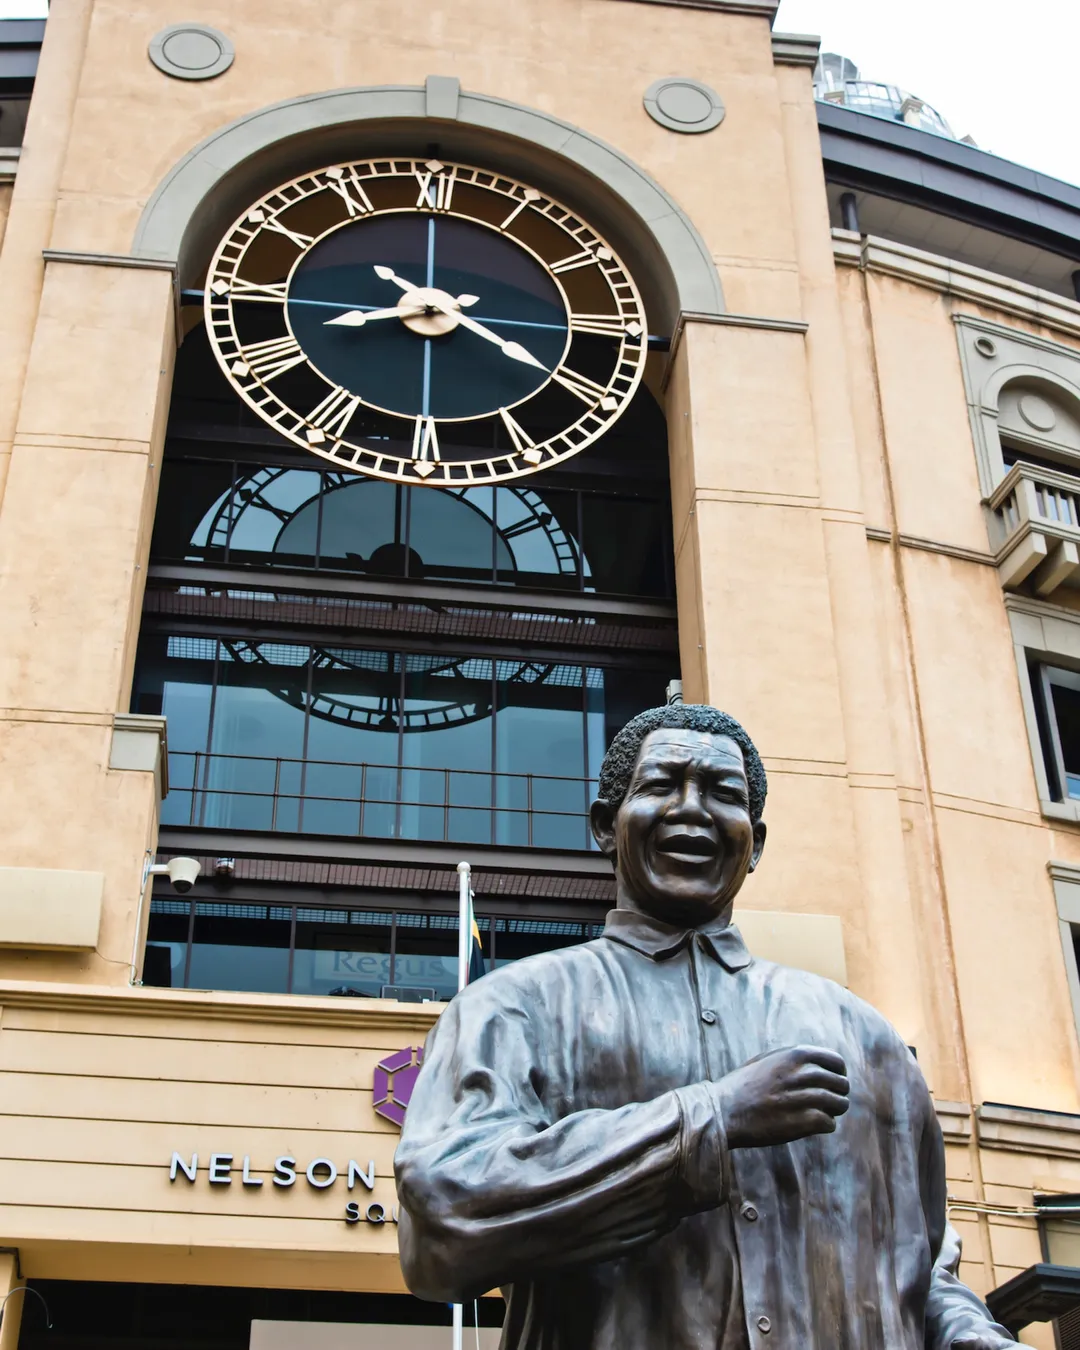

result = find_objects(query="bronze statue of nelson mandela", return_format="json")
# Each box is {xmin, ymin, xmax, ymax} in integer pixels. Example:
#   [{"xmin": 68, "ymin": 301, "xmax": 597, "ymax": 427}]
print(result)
[{"xmin": 394, "ymin": 704, "xmax": 1014, "ymax": 1349}]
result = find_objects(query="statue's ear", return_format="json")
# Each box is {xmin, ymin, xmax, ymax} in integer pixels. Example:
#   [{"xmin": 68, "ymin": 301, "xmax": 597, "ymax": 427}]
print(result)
[
  {"xmin": 748, "ymin": 820, "xmax": 767, "ymax": 873},
  {"xmin": 590, "ymin": 799, "xmax": 617, "ymax": 859}
]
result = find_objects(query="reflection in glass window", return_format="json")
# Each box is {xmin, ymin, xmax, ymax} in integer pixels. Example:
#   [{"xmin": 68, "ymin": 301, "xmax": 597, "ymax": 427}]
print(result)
[
  {"xmin": 185, "ymin": 902, "xmax": 292, "ymax": 994},
  {"xmin": 291, "ymin": 909, "xmax": 394, "ymax": 997},
  {"xmin": 151, "ymin": 455, "xmax": 673, "ymax": 598},
  {"xmin": 144, "ymin": 900, "xmax": 605, "ymax": 999},
  {"xmin": 135, "ymin": 632, "xmax": 666, "ymax": 846}
]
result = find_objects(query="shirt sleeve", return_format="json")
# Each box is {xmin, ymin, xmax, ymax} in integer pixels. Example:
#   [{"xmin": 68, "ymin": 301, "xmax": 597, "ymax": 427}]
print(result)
[
  {"xmin": 393, "ymin": 976, "xmax": 731, "ymax": 1302},
  {"xmin": 914, "ymin": 1072, "xmax": 1016, "ymax": 1348}
]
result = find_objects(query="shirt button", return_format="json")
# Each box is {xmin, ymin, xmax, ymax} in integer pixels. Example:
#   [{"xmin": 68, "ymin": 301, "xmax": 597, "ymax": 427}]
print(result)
[
  {"xmin": 701, "ymin": 1009, "xmax": 717, "ymax": 1025},
  {"xmin": 757, "ymin": 1316, "xmax": 772, "ymax": 1334},
  {"xmin": 740, "ymin": 1202, "xmax": 759, "ymax": 1222}
]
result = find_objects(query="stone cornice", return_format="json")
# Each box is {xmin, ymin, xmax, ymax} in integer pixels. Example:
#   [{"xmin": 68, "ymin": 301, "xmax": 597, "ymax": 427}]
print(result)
[
  {"xmin": 42, "ymin": 249, "xmax": 177, "ymax": 273},
  {"xmin": 771, "ymin": 32, "xmax": 821, "ymax": 67},
  {"xmin": 977, "ymin": 1102, "xmax": 1080, "ymax": 1158},
  {"xmin": 600, "ymin": 0, "xmax": 780, "ymax": 19},
  {"xmin": 664, "ymin": 309, "xmax": 808, "ymax": 388},
  {"xmin": 835, "ymin": 231, "xmax": 1080, "ymax": 343},
  {"xmin": 935, "ymin": 1100, "xmax": 973, "ymax": 1144},
  {"xmin": 0, "ymin": 979, "xmax": 443, "ymax": 1032}
]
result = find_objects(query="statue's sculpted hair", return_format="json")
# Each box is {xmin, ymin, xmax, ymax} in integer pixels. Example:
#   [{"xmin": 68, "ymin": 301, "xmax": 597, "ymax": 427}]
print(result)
[{"xmin": 597, "ymin": 704, "xmax": 767, "ymax": 823}]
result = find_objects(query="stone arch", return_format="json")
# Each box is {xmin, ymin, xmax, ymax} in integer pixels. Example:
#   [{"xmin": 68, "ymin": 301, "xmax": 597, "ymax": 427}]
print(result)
[
  {"xmin": 980, "ymin": 364, "xmax": 1080, "ymax": 480},
  {"xmin": 131, "ymin": 81, "xmax": 724, "ymax": 335}
]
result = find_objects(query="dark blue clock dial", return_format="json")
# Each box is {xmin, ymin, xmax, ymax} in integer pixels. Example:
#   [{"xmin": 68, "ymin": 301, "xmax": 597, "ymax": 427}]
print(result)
[{"xmin": 287, "ymin": 214, "xmax": 569, "ymax": 420}]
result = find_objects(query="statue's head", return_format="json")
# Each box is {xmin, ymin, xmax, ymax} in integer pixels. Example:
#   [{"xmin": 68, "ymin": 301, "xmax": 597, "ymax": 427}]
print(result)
[{"xmin": 590, "ymin": 705, "xmax": 767, "ymax": 928}]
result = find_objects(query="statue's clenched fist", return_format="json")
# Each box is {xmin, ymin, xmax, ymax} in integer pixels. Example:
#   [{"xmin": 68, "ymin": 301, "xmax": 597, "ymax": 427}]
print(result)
[{"xmin": 714, "ymin": 1045, "xmax": 850, "ymax": 1149}]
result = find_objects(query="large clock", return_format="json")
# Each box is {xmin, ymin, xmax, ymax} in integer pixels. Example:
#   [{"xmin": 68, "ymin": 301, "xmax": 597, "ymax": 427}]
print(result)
[{"xmin": 203, "ymin": 158, "xmax": 647, "ymax": 485}]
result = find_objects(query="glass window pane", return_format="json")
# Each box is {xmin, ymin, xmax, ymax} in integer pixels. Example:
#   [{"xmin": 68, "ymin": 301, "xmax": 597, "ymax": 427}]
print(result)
[
  {"xmin": 393, "ymin": 912, "xmax": 469, "ymax": 1000},
  {"xmin": 291, "ymin": 908, "xmax": 394, "ymax": 997},
  {"xmin": 132, "ymin": 634, "xmax": 215, "ymax": 828},
  {"xmin": 305, "ymin": 648, "xmax": 400, "ymax": 836},
  {"xmin": 143, "ymin": 898, "xmax": 191, "ymax": 988},
  {"xmin": 494, "ymin": 660, "xmax": 586, "ymax": 849},
  {"xmin": 399, "ymin": 655, "xmax": 493, "ymax": 842},
  {"xmin": 1051, "ymin": 678, "xmax": 1080, "ymax": 797},
  {"xmin": 228, "ymin": 467, "xmax": 323, "ymax": 569},
  {"xmin": 205, "ymin": 641, "xmax": 309, "ymax": 830},
  {"xmin": 149, "ymin": 457, "xmax": 236, "ymax": 565},
  {"xmin": 495, "ymin": 486, "xmax": 580, "ymax": 590},
  {"xmin": 317, "ymin": 478, "xmax": 407, "ymax": 576},
  {"xmin": 405, "ymin": 487, "xmax": 496, "ymax": 585},
  {"xmin": 580, "ymin": 494, "xmax": 672, "ymax": 598},
  {"xmin": 493, "ymin": 917, "xmax": 599, "ymax": 967},
  {"xmin": 186, "ymin": 902, "xmax": 291, "ymax": 994}
]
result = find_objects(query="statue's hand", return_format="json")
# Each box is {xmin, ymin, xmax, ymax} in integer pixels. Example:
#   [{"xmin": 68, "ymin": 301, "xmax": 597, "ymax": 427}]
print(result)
[{"xmin": 714, "ymin": 1045, "xmax": 850, "ymax": 1148}]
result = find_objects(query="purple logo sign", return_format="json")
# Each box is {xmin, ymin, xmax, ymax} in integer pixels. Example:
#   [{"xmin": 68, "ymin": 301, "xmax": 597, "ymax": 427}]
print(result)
[{"xmin": 373, "ymin": 1045, "xmax": 424, "ymax": 1129}]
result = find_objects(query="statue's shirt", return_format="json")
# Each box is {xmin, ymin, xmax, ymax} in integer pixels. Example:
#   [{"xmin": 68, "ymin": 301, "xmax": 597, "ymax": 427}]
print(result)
[{"xmin": 395, "ymin": 911, "xmax": 1011, "ymax": 1350}]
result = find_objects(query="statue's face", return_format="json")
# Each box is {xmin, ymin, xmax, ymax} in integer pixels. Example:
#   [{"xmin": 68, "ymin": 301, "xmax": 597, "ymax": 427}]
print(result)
[{"xmin": 596, "ymin": 729, "xmax": 766, "ymax": 926}]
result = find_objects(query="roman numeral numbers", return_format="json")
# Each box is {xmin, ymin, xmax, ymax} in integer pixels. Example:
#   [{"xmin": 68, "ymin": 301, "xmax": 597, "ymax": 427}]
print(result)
[
  {"xmin": 214, "ymin": 278, "xmax": 288, "ymax": 303},
  {"xmin": 324, "ymin": 166, "xmax": 374, "ymax": 217},
  {"xmin": 246, "ymin": 208, "xmax": 313, "ymax": 250},
  {"xmin": 411, "ymin": 415, "xmax": 441, "ymax": 476},
  {"xmin": 305, "ymin": 385, "xmax": 360, "ymax": 444},
  {"xmin": 500, "ymin": 188, "xmax": 541, "ymax": 231},
  {"xmin": 570, "ymin": 313, "xmax": 633, "ymax": 338},
  {"xmin": 230, "ymin": 335, "xmax": 307, "ymax": 383},
  {"xmin": 551, "ymin": 366, "xmax": 610, "ymax": 405},
  {"xmin": 499, "ymin": 407, "xmax": 543, "ymax": 464},
  {"xmin": 415, "ymin": 160, "xmax": 456, "ymax": 212}
]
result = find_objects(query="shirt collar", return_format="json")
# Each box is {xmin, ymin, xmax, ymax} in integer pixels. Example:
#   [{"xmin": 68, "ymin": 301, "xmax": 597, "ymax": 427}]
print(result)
[{"xmin": 602, "ymin": 908, "xmax": 753, "ymax": 971}]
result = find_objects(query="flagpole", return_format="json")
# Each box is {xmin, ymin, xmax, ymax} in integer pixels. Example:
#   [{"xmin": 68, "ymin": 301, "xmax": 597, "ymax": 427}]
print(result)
[
  {"xmin": 456, "ymin": 859, "xmax": 471, "ymax": 995},
  {"xmin": 452, "ymin": 860, "xmax": 472, "ymax": 1350}
]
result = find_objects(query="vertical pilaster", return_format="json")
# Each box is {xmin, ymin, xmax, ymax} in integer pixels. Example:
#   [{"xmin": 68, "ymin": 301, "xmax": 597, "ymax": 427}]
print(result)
[
  {"xmin": 0, "ymin": 0, "xmax": 93, "ymax": 508},
  {"xmin": 0, "ymin": 257, "xmax": 175, "ymax": 984}
]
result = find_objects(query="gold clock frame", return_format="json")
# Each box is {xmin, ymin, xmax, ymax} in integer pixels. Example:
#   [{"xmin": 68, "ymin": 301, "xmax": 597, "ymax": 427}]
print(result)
[{"xmin": 203, "ymin": 157, "xmax": 648, "ymax": 486}]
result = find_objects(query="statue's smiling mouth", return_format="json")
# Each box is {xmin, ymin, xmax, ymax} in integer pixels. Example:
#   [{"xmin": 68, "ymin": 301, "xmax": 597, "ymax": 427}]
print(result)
[{"xmin": 653, "ymin": 831, "xmax": 719, "ymax": 864}]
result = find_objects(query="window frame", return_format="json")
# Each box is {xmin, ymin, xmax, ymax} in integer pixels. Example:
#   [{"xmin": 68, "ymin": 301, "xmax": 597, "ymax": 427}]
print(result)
[
  {"xmin": 1007, "ymin": 595, "xmax": 1080, "ymax": 824},
  {"xmin": 144, "ymin": 895, "xmax": 607, "ymax": 998}
]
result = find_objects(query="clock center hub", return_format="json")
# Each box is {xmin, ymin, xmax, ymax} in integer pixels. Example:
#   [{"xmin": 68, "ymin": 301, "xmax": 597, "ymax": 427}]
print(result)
[{"xmin": 398, "ymin": 287, "xmax": 461, "ymax": 338}]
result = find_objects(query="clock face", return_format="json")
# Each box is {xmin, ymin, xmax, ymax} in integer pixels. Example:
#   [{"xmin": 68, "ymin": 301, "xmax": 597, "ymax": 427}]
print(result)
[{"xmin": 204, "ymin": 158, "xmax": 647, "ymax": 485}]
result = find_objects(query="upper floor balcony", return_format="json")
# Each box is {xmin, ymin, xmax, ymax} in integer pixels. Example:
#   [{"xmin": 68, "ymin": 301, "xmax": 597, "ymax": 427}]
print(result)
[{"xmin": 990, "ymin": 461, "xmax": 1080, "ymax": 599}]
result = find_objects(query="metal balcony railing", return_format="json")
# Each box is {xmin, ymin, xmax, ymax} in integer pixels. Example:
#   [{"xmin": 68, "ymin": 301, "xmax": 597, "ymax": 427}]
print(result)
[
  {"xmin": 988, "ymin": 462, "xmax": 1080, "ymax": 598},
  {"xmin": 163, "ymin": 750, "xmax": 598, "ymax": 852}
]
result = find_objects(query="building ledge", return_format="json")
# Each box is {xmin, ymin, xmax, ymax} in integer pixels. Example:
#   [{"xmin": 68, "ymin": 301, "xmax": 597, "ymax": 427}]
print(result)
[
  {"xmin": 986, "ymin": 1263, "xmax": 1080, "ymax": 1334},
  {"xmin": 0, "ymin": 977, "xmax": 443, "ymax": 1031},
  {"xmin": 834, "ymin": 230, "xmax": 1080, "ymax": 343},
  {"xmin": 977, "ymin": 1102, "xmax": 1080, "ymax": 1158},
  {"xmin": 934, "ymin": 1099, "xmax": 973, "ymax": 1144},
  {"xmin": 599, "ymin": 0, "xmax": 779, "ymax": 20},
  {"xmin": 771, "ymin": 32, "xmax": 820, "ymax": 67}
]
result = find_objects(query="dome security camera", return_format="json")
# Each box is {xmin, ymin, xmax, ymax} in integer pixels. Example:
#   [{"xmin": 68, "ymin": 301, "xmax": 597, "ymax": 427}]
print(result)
[{"xmin": 164, "ymin": 857, "xmax": 201, "ymax": 894}]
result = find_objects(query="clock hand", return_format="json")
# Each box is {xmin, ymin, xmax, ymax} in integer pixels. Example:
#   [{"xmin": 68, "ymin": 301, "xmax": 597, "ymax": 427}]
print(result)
[
  {"xmin": 428, "ymin": 298, "xmax": 549, "ymax": 371},
  {"xmin": 371, "ymin": 266, "xmax": 479, "ymax": 307},
  {"xmin": 324, "ymin": 304, "xmax": 424, "ymax": 327}
]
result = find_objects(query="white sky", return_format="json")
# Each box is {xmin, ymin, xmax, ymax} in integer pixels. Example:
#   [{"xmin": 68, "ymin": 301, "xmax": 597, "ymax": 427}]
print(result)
[
  {"xmin": 776, "ymin": 0, "xmax": 1080, "ymax": 188},
  {"xmin": 1, "ymin": 0, "xmax": 1076, "ymax": 189}
]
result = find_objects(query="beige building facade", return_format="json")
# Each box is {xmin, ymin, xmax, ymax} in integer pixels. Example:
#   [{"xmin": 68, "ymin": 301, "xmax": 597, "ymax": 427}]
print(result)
[{"xmin": 2, "ymin": 1, "xmax": 1080, "ymax": 1345}]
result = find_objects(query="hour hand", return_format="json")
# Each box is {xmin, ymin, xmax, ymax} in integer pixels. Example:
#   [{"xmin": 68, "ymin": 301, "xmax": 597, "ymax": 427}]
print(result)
[{"xmin": 324, "ymin": 304, "xmax": 421, "ymax": 327}]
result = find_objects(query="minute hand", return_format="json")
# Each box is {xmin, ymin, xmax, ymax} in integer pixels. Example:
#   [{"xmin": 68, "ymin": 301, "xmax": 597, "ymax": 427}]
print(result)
[{"xmin": 430, "ymin": 299, "xmax": 548, "ymax": 371}]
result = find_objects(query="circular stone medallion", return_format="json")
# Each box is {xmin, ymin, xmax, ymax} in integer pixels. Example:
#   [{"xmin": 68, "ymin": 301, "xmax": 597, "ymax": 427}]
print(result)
[
  {"xmin": 644, "ymin": 77, "xmax": 725, "ymax": 134},
  {"xmin": 149, "ymin": 23, "xmax": 235, "ymax": 80},
  {"xmin": 1019, "ymin": 392, "xmax": 1058, "ymax": 433}
]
